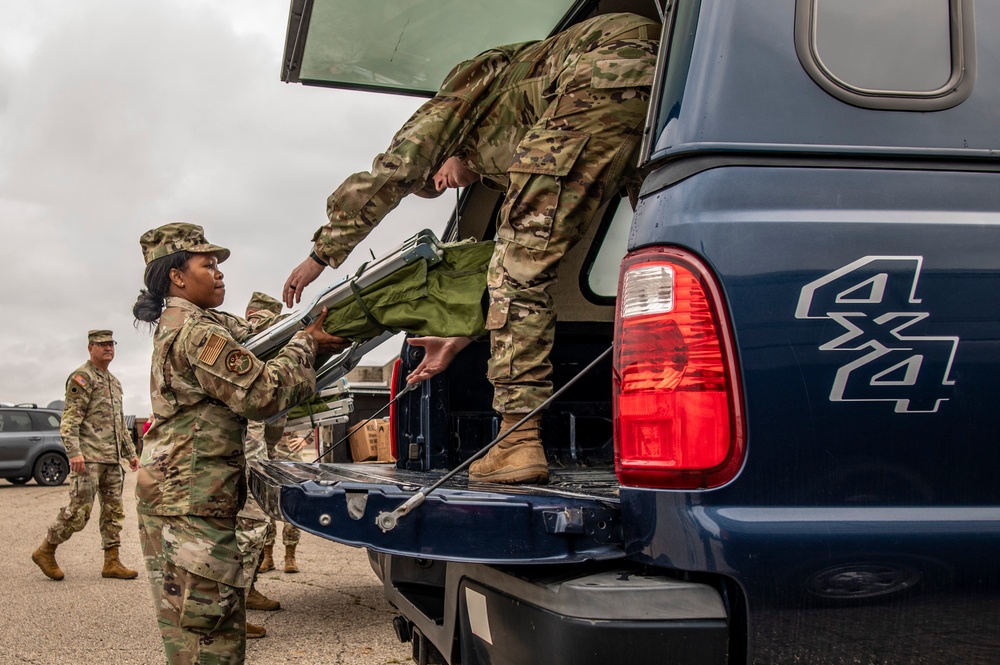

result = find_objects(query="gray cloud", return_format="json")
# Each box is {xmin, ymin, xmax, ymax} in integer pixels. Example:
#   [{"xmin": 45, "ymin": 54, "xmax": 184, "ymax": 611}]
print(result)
[{"xmin": 0, "ymin": 1, "xmax": 452, "ymax": 415}]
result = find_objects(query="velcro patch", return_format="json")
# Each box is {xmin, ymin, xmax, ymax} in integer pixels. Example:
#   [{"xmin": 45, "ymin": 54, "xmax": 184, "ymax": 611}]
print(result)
[
  {"xmin": 198, "ymin": 333, "xmax": 228, "ymax": 366},
  {"xmin": 225, "ymin": 349, "xmax": 254, "ymax": 375},
  {"xmin": 73, "ymin": 375, "xmax": 88, "ymax": 387}
]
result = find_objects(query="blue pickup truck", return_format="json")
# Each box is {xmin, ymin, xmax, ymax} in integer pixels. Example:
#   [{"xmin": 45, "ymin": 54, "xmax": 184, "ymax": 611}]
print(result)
[{"xmin": 252, "ymin": 1, "xmax": 1000, "ymax": 663}]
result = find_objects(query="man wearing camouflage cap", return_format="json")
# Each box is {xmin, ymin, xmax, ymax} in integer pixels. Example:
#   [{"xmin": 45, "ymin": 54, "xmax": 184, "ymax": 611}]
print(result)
[
  {"xmin": 32, "ymin": 330, "xmax": 140, "ymax": 581},
  {"xmin": 284, "ymin": 13, "xmax": 659, "ymax": 484}
]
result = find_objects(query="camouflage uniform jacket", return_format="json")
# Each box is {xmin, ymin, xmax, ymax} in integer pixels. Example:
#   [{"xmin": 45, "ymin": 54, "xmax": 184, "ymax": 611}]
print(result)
[
  {"xmin": 61, "ymin": 360, "xmax": 136, "ymax": 462},
  {"xmin": 137, "ymin": 296, "xmax": 318, "ymax": 518},
  {"xmin": 312, "ymin": 12, "xmax": 659, "ymax": 268}
]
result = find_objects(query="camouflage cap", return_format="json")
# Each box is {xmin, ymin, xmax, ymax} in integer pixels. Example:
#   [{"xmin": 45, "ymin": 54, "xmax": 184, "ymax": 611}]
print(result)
[
  {"xmin": 88, "ymin": 330, "xmax": 114, "ymax": 344},
  {"xmin": 246, "ymin": 291, "xmax": 283, "ymax": 318},
  {"xmin": 139, "ymin": 222, "xmax": 231, "ymax": 265}
]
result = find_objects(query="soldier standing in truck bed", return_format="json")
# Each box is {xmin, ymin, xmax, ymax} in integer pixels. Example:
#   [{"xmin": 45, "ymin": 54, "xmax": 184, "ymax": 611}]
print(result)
[{"xmin": 283, "ymin": 12, "xmax": 659, "ymax": 485}]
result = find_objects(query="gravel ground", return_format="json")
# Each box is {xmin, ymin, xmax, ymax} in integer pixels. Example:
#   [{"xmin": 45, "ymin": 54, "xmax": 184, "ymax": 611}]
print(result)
[{"xmin": 2, "ymin": 471, "xmax": 412, "ymax": 664}]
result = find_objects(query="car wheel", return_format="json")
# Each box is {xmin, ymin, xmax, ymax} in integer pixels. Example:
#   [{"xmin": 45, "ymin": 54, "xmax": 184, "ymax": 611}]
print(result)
[
  {"xmin": 5, "ymin": 477, "xmax": 30, "ymax": 485},
  {"xmin": 33, "ymin": 452, "xmax": 69, "ymax": 486}
]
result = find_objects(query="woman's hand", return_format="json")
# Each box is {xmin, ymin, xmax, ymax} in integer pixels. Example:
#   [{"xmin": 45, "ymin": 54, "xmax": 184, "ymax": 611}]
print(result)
[
  {"xmin": 304, "ymin": 307, "xmax": 351, "ymax": 355},
  {"xmin": 406, "ymin": 336, "xmax": 473, "ymax": 384}
]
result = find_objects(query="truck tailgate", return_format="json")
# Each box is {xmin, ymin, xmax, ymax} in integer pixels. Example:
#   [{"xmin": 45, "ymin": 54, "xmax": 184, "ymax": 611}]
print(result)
[{"xmin": 249, "ymin": 460, "xmax": 624, "ymax": 564}]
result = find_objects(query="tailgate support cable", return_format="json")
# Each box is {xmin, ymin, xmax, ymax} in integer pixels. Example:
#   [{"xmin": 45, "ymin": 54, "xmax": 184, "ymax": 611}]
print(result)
[{"xmin": 375, "ymin": 345, "xmax": 613, "ymax": 532}]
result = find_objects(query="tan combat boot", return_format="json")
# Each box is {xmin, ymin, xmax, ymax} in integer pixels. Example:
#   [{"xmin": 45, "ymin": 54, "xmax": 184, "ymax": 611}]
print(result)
[
  {"xmin": 246, "ymin": 622, "xmax": 267, "ymax": 639},
  {"xmin": 258, "ymin": 545, "xmax": 275, "ymax": 573},
  {"xmin": 31, "ymin": 539, "xmax": 64, "ymax": 581},
  {"xmin": 469, "ymin": 415, "xmax": 548, "ymax": 484},
  {"xmin": 283, "ymin": 545, "xmax": 299, "ymax": 574},
  {"xmin": 101, "ymin": 546, "xmax": 139, "ymax": 579},
  {"xmin": 247, "ymin": 584, "xmax": 281, "ymax": 611}
]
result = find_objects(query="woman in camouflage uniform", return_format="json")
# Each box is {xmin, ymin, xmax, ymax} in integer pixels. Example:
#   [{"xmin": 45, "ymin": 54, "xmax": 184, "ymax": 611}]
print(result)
[{"xmin": 132, "ymin": 223, "xmax": 346, "ymax": 664}]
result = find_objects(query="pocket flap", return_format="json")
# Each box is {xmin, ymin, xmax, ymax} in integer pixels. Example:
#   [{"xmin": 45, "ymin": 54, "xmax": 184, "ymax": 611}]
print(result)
[
  {"xmin": 591, "ymin": 56, "xmax": 656, "ymax": 89},
  {"xmin": 507, "ymin": 129, "xmax": 589, "ymax": 177}
]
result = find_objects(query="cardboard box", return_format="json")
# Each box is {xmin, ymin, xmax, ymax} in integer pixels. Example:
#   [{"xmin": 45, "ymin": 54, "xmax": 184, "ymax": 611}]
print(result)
[
  {"xmin": 376, "ymin": 418, "xmax": 395, "ymax": 462},
  {"xmin": 348, "ymin": 420, "xmax": 379, "ymax": 462}
]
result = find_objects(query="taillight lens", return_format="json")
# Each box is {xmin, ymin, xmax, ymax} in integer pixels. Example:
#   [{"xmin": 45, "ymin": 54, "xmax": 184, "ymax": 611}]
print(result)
[
  {"xmin": 389, "ymin": 357, "xmax": 403, "ymax": 462},
  {"xmin": 614, "ymin": 247, "xmax": 744, "ymax": 489}
]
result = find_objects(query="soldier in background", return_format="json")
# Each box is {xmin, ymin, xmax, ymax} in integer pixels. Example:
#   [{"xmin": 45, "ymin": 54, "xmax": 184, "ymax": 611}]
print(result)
[
  {"xmin": 32, "ymin": 329, "xmax": 140, "ymax": 581},
  {"xmin": 283, "ymin": 13, "xmax": 659, "ymax": 485},
  {"xmin": 258, "ymin": 430, "xmax": 310, "ymax": 574}
]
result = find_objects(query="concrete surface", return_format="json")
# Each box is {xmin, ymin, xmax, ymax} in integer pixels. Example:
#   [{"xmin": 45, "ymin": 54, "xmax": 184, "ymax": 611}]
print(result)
[{"xmin": 2, "ymin": 472, "xmax": 412, "ymax": 664}]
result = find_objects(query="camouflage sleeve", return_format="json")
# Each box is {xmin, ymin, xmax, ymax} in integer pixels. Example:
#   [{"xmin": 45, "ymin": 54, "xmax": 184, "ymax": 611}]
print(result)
[
  {"xmin": 115, "ymin": 381, "xmax": 137, "ymax": 460},
  {"xmin": 312, "ymin": 49, "xmax": 513, "ymax": 268},
  {"xmin": 184, "ymin": 323, "xmax": 318, "ymax": 422},
  {"xmin": 60, "ymin": 371, "xmax": 93, "ymax": 459}
]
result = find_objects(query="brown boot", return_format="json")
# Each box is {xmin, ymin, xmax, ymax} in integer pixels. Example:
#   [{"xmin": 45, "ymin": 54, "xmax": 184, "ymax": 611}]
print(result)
[
  {"xmin": 247, "ymin": 585, "xmax": 281, "ymax": 611},
  {"xmin": 283, "ymin": 545, "xmax": 299, "ymax": 574},
  {"xmin": 469, "ymin": 415, "xmax": 548, "ymax": 484},
  {"xmin": 246, "ymin": 622, "xmax": 267, "ymax": 639},
  {"xmin": 31, "ymin": 539, "xmax": 64, "ymax": 581},
  {"xmin": 102, "ymin": 546, "xmax": 139, "ymax": 579},
  {"xmin": 258, "ymin": 545, "xmax": 274, "ymax": 573}
]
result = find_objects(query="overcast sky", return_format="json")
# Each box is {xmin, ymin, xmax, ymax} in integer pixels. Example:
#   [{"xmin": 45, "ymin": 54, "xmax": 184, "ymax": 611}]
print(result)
[{"xmin": 0, "ymin": 0, "xmax": 453, "ymax": 416}]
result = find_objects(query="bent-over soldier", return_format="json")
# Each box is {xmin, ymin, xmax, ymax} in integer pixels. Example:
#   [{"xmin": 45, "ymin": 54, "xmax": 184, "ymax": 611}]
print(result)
[
  {"xmin": 32, "ymin": 329, "xmax": 140, "ymax": 581},
  {"xmin": 283, "ymin": 12, "xmax": 659, "ymax": 484}
]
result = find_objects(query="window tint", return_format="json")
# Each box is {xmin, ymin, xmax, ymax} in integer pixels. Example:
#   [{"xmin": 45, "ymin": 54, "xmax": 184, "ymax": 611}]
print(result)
[
  {"xmin": 815, "ymin": 0, "xmax": 951, "ymax": 92},
  {"xmin": 795, "ymin": 0, "xmax": 975, "ymax": 110},
  {"xmin": 0, "ymin": 411, "xmax": 33, "ymax": 433},
  {"xmin": 30, "ymin": 412, "xmax": 60, "ymax": 431},
  {"xmin": 296, "ymin": 0, "xmax": 576, "ymax": 95},
  {"xmin": 586, "ymin": 199, "xmax": 633, "ymax": 299}
]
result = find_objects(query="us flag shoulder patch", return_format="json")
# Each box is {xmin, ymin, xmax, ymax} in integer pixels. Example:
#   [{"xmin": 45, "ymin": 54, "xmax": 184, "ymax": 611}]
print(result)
[
  {"xmin": 73, "ymin": 375, "xmax": 88, "ymax": 387},
  {"xmin": 198, "ymin": 332, "xmax": 228, "ymax": 366}
]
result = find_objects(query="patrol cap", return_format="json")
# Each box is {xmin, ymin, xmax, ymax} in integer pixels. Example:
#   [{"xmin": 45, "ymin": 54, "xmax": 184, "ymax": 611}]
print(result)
[
  {"xmin": 246, "ymin": 291, "xmax": 282, "ymax": 318},
  {"xmin": 139, "ymin": 222, "xmax": 230, "ymax": 266},
  {"xmin": 88, "ymin": 330, "xmax": 115, "ymax": 344}
]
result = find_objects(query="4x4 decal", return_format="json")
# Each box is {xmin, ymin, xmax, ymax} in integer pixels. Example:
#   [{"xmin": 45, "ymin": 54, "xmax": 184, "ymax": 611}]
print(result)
[{"xmin": 795, "ymin": 256, "xmax": 958, "ymax": 413}]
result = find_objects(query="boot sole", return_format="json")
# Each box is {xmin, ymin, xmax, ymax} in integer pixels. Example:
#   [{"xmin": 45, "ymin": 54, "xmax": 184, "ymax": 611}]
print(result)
[
  {"xmin": 102, "ymin": 572, "xmax": 139, "ymax": 579},
  {"xmin": 469, "ymin": 464, "xmax": 549, "ymax": 485}
]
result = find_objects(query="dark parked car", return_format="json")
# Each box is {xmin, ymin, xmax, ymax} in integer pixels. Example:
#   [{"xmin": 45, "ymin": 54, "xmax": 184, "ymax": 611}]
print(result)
[{"xmin": 0, "ymin": 405, "xmax": 69, "ymax": 486}]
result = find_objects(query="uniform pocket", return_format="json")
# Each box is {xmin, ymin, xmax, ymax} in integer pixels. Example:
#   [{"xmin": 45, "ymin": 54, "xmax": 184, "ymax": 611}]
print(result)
[
  {"xmin": 485, "ymin": 298, "xmax": 511, "ymax": 331},
  {"xmin": 507, "ymin": 129, "xmax": 589, "ymax": 177},
  {"xmin": 591, "ymin": 56, "xmax": 657, "ymax": 89}
]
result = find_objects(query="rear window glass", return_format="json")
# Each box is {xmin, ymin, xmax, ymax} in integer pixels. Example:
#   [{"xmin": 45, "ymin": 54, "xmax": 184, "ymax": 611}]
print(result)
[
  {"xmin": 296, "ymin": 0, "xmax": 576, "ymax": 96},
  {"xmin": 795, "ymin": 0, "xmax": 975, "ymax": 110},
  {"xmin": 586, "ymin": 199, "xmax": 632, "ymax": 299},
  {"xmin": 30, "ymin": 412, "xmax": 61, "ymax": 431}
]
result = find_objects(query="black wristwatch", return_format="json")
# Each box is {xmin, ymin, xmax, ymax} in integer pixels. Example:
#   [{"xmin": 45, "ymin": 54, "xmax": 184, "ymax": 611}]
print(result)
[{"xmin": 309, "ymin": 250, "xmax": 326, "ymax": 267}]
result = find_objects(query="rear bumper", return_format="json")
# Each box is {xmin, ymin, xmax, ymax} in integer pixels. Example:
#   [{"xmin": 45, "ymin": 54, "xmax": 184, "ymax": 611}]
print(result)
[{"xmin": 381, "ymin": 555, "xmax": 728, "ymax": 665}]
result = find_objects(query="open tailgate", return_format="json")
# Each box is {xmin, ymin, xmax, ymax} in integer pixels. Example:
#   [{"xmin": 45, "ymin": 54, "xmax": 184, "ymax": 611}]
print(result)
[{"xmin": 249, "ymin": 460, "xmax": 624, "ymax": 564}]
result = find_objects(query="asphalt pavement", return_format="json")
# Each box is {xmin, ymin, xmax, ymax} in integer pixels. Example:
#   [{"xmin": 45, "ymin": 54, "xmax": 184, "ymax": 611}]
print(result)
[{"xmin": 1, "ymin": 471, "xmax": 412, "ymax": 664}]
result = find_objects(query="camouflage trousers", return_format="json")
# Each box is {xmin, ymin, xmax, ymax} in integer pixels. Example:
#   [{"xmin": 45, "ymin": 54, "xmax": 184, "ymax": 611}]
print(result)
[
  {"xmin": 263, "ymin": 519, "xmax": 300, "ymax": 547},
  {"xmin": 138, "ymin": 514, "xmax": 246, "ymax": 664},
  {"xmin": 47, "ymin": 462, "xmax": 125, "ymax": 549},
  {"xmin": 235, "ymin": 496, "xmax": 270, "ymax": 590},
  {"xmin": 487, "ymin": 35, "xmax": 655, "ymax": 413}
]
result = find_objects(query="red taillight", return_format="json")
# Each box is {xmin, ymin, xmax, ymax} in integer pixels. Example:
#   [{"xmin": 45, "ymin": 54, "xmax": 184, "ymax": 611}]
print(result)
[
  {"xmin": 614, "ymin": 247, "xmax": 745, "ymax": 489},
  {"xmin": 389, "ymin": 357, "xmax": 403, "ymax": 462}
]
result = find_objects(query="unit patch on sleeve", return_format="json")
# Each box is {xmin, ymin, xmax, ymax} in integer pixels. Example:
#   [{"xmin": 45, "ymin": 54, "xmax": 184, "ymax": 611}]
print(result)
[
  {"xmin": 225, "ymin": 349, "xmax": 254, "ymax": 375},
  {"xmin": 198, "ymin": 332, "xmax": 228, "ymax": 366}
]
